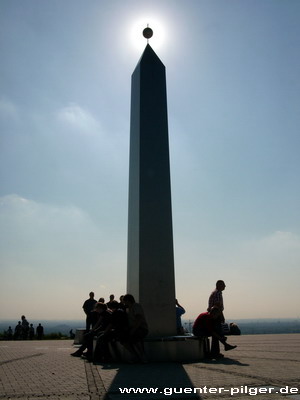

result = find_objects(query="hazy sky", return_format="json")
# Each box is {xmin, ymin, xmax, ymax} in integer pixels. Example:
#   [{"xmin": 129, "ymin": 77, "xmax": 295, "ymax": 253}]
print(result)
[{"xmin": 1, "ymin": 0, "xmax": 300, "ymax": 322}]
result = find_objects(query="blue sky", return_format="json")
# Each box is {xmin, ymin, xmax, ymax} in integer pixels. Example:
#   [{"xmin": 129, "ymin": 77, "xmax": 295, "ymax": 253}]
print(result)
[{"xmin": 1, "ymin": 0, "xmax": 299, "ymax": 322}]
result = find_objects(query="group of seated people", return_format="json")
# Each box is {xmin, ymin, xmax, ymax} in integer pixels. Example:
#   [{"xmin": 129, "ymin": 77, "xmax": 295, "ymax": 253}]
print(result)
[
  {"xmin": 73, "ymin": 286, "xmax": 237, "ymax": 363},
  {"xmin": 71, "ymin": 294, "xmax": 148, "ymax": 363}
]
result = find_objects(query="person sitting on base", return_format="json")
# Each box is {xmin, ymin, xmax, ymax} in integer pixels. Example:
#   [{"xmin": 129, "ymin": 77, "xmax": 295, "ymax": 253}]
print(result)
[
  {"xmin": 122, "ymin": 294, "xmax": 148, "ymax": 363},
  {"xmin": 71, "ymin": 302, "xmax": 112, "ymax": 360},
  {"xmin": 193, "ymin": 307, "xmax": 237, "ymax": 359},
  {"xmin": 118, "ymin": 295, "xmax": 126, "ymax": 310},
  {"xmin": 93, "ymin": 300, "xmax": 129, "ymax": 362}
]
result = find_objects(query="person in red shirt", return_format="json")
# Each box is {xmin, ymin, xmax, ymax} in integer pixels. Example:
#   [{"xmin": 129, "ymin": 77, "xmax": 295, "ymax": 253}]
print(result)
[{"xmin": 193, "ymin": 307, "xmax": 237, "ymax": 359}]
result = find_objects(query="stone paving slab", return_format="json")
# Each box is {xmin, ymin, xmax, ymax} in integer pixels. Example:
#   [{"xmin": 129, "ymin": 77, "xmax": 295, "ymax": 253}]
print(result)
[
  {"xmin": 0, "ymin": 340, "xmax": 92, "ymax": 400},
  {"xmin": 97, "ymin": 334, "xmax": 300, "ymax": 400},
  {"xmin": 0, "ymin": 334, "xmax": 299, "ymax": 400}
]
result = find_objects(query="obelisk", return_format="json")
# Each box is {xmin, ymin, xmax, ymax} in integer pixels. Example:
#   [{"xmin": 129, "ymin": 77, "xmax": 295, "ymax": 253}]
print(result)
[{"xmin": 127, "ymin": 28, "xmax": 177, "ymax": 337}]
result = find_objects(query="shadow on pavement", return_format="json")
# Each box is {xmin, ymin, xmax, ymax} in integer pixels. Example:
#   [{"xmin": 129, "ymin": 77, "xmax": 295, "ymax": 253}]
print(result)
[
  {"xmin": 96, "ymin": 362, "xmax": 202, "ymax": 399},
  {"xmin": 200, "ymin": 357, "xmax": 249, "ymax": 366},
  {"xmin": 0, "ymin": 353, "xmax": 44, "ymax": 366}
]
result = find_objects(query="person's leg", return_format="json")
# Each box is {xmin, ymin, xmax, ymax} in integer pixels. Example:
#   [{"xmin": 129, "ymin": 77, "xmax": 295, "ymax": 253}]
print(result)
[
  {"xmin": 129, "ymin": 329, "xmax": 148, "ymax": 363},
  {"xmin": 71, "ymin": 332, "xmax": 92, "ymax": 356},
  {"xmin": 93, "ymin": 333, "xmax": 112, "ymax": 362},
  {"xmin": 71, "ymin": 343, "xmax": 87, "ymax": 356},
  {"xmin": 85, "ymin": 332, "xmax": 96, "ymax": 357},
  {"xmin": 224, "ymin": 342, "xmax": 237, "ymax": 351},
  {"xmin": 193, "ymin": 328, "xmax": 212, "ymax": 358},
  {"xmin": 210, "ymin": 335, "xmax": 221, "ymax": 357},
  {"xmin": 211, "ymin": 332, "xmax": 237, "ymax": 356}
]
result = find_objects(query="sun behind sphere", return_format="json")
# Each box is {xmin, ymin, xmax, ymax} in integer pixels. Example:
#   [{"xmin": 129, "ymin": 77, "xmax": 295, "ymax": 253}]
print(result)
[{"xmin": 143, "ymin": 27, "xmax": 153, "ymax": 39}]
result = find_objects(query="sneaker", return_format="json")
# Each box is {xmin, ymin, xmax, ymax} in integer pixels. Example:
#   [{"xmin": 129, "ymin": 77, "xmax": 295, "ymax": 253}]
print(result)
[
  {"xmin": 211, "ymin": 353, "xmax": 224, "ymax": 359},
  {"xmin": 224, "ymin": 343, "xmax": 237, "ymax": 351},
  {"xmin": 81, "ymin": 352, "xmax": 93, "ymax": 360},
  {"xmin": 70, "ymin": 351, "xmax": 82, "ymax": 357}
]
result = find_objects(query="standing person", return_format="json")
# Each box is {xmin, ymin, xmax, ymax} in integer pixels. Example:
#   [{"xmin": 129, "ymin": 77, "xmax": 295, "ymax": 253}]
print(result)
[
  {"xmin": 207, "ymin": 280, "xmax": 228, "ymax": 352},
  {"xmin": 106, "ymin": 294, "xmax": 115, "ymax": 310},
  {"xmin": 208, "ymin": 280, "xmax": 226, "ymax": 322},
  {"xmin": 29, "ymin": 324, "xmax": 35, "ymax": 340},
  {"xmin": 6, "ymin": 326, "xmax": 13, "ymax": 340},
  {"xmin": 36, "ymin": 323, "xmax": 44, "ymax": 339},
  {"xmin": 14, "ymin": 321, "xmax": 22, "ymax": 340},
  {"xmin": 193, "ymin": 307, "xmax": 237, "ymax": 359},
  {"xmin": 21, "ymin": 315, "xmax": 29, "ymax": 340},
  {"xmin": 122, "ymin": 294, "xmax": 148, "ymax": 363},
  {"xmin": 82, "ymin": 292, "xmax": 97, "ymax": 331},
  {"xmin": 175, "ymin": 299, "xmax": 186, "ymax": 335}
]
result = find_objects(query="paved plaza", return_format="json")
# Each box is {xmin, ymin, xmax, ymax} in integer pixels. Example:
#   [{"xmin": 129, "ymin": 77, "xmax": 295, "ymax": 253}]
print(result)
[{"xmin": 0, "ymin": 334, "xmax": 299, "ymax": 400}]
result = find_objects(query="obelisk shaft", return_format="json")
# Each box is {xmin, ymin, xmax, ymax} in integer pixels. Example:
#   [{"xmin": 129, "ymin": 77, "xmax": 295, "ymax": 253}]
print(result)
[{"xmin": 127, "ymin": 44, "xmax": 177, "ymax": 337}]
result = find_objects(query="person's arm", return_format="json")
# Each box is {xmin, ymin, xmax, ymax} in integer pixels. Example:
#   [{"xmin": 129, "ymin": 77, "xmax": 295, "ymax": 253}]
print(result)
[
  {"xmin": 91, "ymin": 314, "xmax": 103, "ymax": 332},
  {"xmin": 220, "ymin": 311, "xmax": 225, "ymax": 323},
  {"xmin": 82, "ymin": 301, "xmax": 88, "ymax": 315},
  {"xmin": 176, "ymin": 299, "xmax": 185, "ymax": 313},
  {"xmin": 102, "ymin": 323, "xmax": 113, "ymax": 335}
]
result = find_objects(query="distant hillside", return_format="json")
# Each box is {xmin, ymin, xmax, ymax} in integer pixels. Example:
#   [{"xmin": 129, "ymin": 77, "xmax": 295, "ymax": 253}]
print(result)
[
  {"xmin": 183, "ymin": 318, "xmax": 300, "ymax": 335},
  {"xmin": 1, "ymin": 318, "xmax": 300, "ymax": 337}
]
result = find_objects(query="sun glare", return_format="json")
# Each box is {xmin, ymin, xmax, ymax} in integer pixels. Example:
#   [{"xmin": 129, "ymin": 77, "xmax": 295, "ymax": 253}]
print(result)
[{"xmin": 129, "ymin": 17, "xmax": 167, "ymax": 52}]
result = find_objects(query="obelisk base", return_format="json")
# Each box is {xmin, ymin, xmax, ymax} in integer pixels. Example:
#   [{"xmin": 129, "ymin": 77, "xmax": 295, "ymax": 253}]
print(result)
[{"xmin": 109, "ymin": 336, "xmax": 207, "ymax": 362}]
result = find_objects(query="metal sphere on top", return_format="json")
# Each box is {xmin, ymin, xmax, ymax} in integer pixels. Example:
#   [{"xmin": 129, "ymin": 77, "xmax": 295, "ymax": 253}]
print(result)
[{"xmin": 143, "ymin": 26, "xmax": 153, "ymax": 40}]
